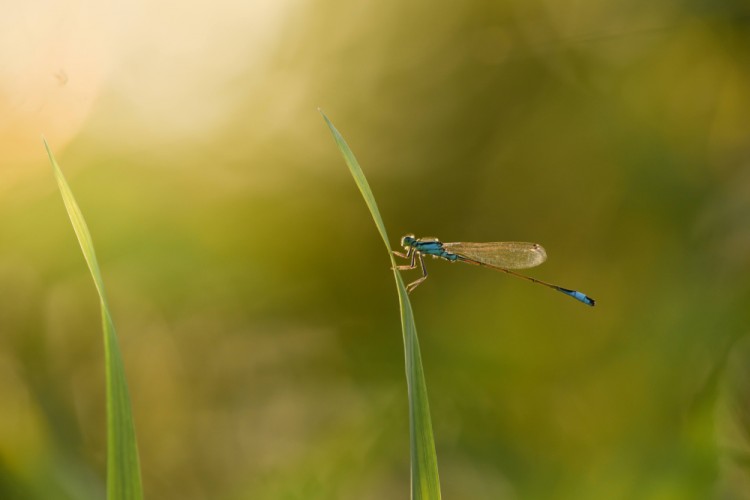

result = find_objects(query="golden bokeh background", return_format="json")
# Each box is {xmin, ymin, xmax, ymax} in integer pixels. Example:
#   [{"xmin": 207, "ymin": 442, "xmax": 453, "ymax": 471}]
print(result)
[{"xmin": 2, "ymin": 1, "xmax": 750, "ymax": 499}]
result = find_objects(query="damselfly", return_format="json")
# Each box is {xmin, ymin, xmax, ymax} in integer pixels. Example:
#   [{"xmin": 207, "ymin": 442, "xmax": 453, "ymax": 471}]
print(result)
[{"xmin": 393, "ymin": 235, "xmax": 595, "ymax": 306}]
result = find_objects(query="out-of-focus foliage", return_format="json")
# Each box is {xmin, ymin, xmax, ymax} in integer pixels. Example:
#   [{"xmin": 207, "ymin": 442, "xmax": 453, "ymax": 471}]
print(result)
[{"xmin": 2, "ymin": 1, "xmax": 750, "ymax": 499}]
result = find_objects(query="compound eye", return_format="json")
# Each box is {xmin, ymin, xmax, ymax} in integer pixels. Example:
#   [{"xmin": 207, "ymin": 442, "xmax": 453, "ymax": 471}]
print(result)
[{"xmin": 400, "ymin": 234, "xmax": 416, "ymax": 246}]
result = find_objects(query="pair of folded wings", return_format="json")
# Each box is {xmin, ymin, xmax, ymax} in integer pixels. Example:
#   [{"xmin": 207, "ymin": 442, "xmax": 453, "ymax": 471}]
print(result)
[{"xmin": 440, "ymin": 241, "xmax": 548, "ymax": 270}]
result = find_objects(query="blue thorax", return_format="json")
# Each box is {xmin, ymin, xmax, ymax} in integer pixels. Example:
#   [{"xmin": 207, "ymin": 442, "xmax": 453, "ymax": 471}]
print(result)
[{"xmin": 401, "ymin": 236, "xmax": 459, "ymax": 261}]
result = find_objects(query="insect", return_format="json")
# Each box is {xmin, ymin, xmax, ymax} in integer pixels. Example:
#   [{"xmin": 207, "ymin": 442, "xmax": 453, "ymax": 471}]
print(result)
[{"xmin": 393, "ymin": 234, "xmax": 595, "ymax": 306}]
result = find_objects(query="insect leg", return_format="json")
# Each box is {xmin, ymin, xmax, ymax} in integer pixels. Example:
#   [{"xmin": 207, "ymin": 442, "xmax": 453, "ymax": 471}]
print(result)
[
  {"xmin": 406, "ymin": 253, "xmax": 428, "ymax": 293},
  {"xmin": 393, "ymin": 247, "xmax": 417, "ymax": 270}
]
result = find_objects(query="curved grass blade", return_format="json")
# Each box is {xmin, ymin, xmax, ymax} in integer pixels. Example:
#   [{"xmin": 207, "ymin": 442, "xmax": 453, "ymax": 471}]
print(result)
[
  {"xmin": 44, "ymin": 139, "xmax": 144, "ymax": 500},
  {"xmin": 320, "ymin": 111, "xmax": 441, "ymax": 499}
]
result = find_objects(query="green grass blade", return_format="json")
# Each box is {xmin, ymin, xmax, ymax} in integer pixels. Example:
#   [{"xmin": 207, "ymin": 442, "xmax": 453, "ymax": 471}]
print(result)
[
  {"xmin": 44, "ymin": 139, "xmax": 144, "ymax": 500},
  {"xmin": 320, "ymin": 111, "xmax": 441, "ymax": 500}
]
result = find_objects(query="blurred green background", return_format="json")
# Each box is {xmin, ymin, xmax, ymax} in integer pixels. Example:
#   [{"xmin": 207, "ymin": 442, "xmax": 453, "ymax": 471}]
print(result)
[{"xmin": 2, "ymin": 1, "xmax": 750, "ymax": 499}]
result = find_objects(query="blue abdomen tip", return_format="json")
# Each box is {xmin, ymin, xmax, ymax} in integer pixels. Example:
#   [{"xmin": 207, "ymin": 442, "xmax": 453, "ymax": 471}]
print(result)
[
  {"xmin": 559, "ymin": 287, "xmax": 596, "ymax": 307},
  {"xmin": 579, "ymin": 293, "xmax": 596, "ymax": 307}
]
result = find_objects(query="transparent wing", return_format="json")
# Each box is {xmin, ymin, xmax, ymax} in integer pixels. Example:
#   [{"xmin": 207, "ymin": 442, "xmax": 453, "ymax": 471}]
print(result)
[{"xmin": 442, "ymin": 241, "xmax": 548, "ymax": 269}]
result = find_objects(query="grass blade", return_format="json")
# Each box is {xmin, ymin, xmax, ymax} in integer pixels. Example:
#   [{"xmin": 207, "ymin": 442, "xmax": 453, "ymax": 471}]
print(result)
[
  {"xmin": 44, "ymin": 139, "xmax": 144, "ymax": 500},
  {"xmin": 320, "ymin": 111, "xmax": 441, "ymax": 499}
]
